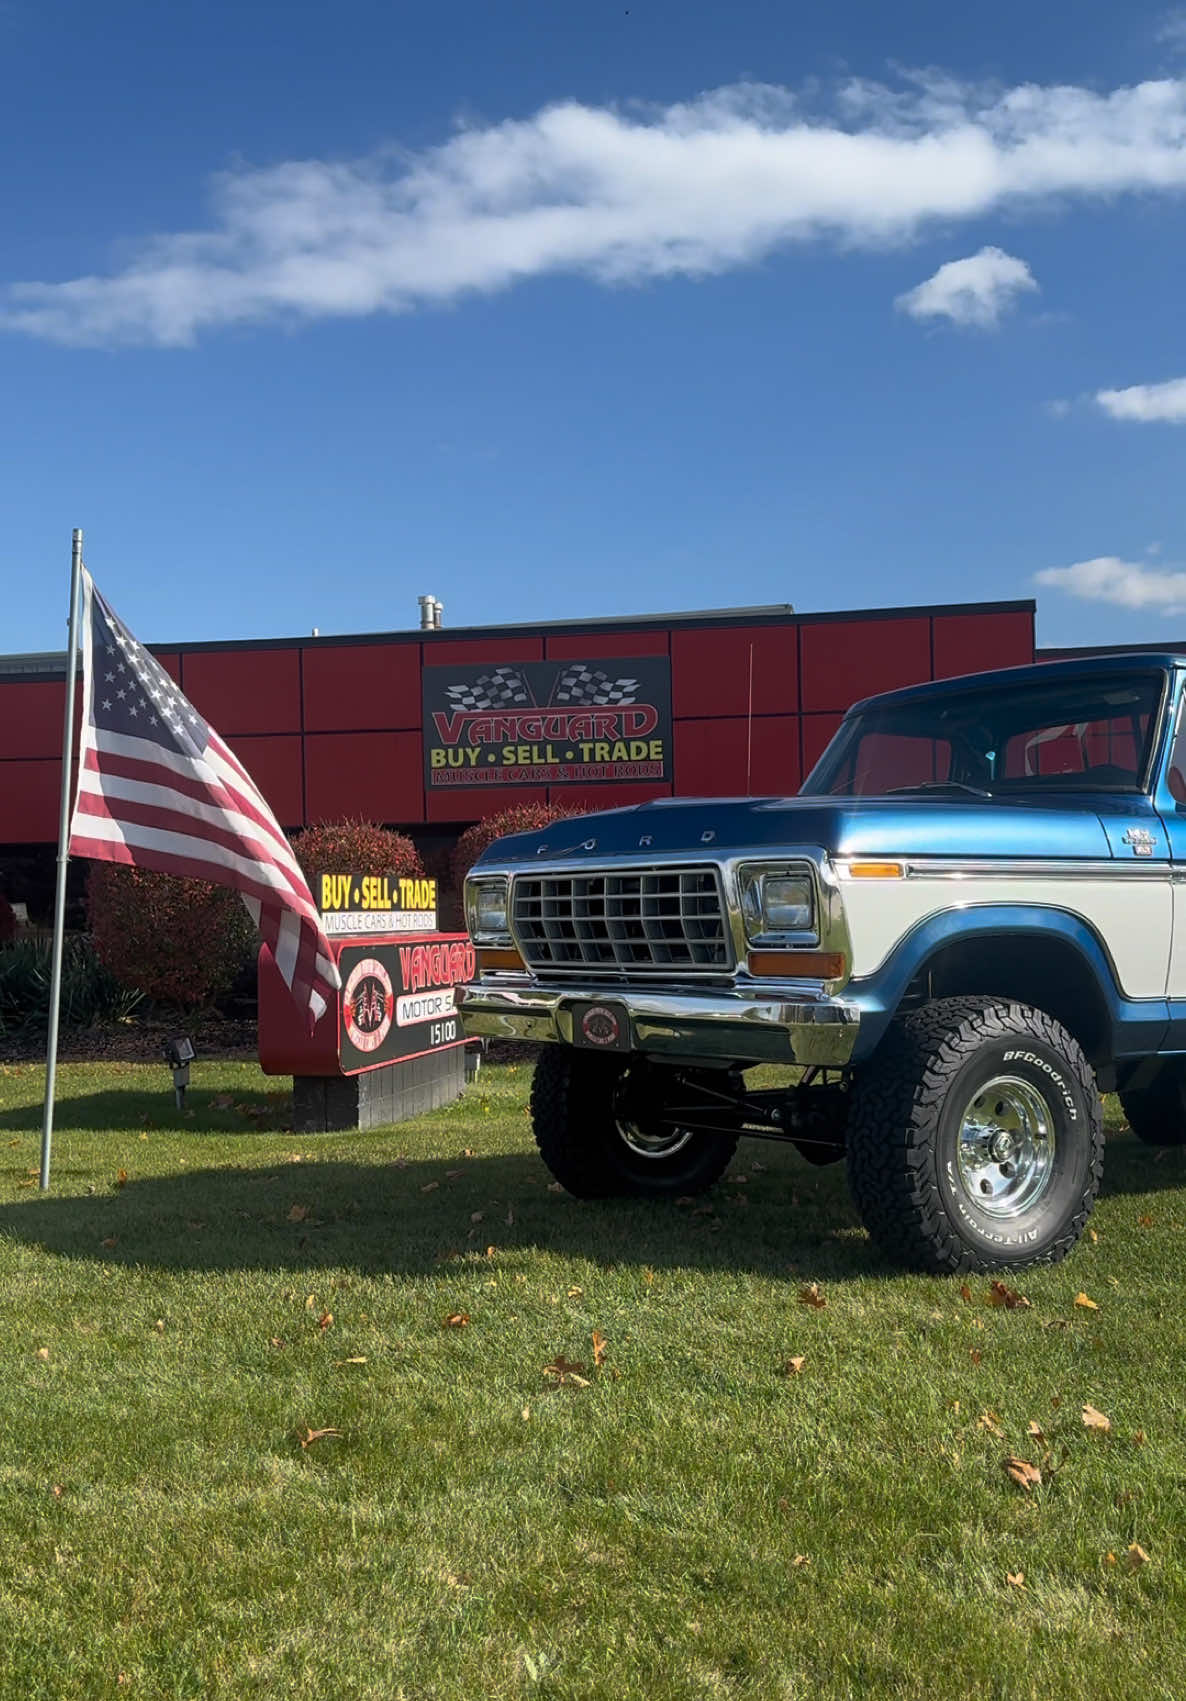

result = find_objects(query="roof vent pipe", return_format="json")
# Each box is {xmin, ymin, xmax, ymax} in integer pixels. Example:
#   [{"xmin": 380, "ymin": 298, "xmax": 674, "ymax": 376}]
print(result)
[{"xmin": 418, "ymin": 595, "xmax": 441, "ymax": 632}]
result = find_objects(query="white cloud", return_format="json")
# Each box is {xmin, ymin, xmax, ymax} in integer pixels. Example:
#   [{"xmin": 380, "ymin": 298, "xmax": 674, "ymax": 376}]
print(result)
[
  {"xmin": 1158, "ymin": 9, "xmax": 1186, "ymax": 54},
  {"xmin": 1035, "ymin": 556, "xmax": 1186, "ymax": 612},
  {"xmin": 1095, "ymin": 377, "xmax": 1186, "ymax": 421},
  {"xmin": 4, "ymin": 71, "xmax": 1186, "ymax": 346},
  {"xmin": 895, "ymin": 245, "xmax": 1037, "ymax": 328}
]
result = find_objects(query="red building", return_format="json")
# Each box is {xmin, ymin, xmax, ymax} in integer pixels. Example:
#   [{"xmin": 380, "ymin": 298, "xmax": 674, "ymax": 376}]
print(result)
[{"xmin": 0, "ymin": 597, "xmax": 1036, "ymax": 907}]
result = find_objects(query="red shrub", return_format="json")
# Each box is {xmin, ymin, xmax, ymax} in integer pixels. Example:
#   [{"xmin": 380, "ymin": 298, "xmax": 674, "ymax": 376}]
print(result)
[
  {"xmin": 292, "ymin": 819, "xmax": 424, "ymax": 889},
  {"xmin": 0, "ymin": 894, "xmax": 16, "ymax": 946},
  {"xmin": 449, "ymin": 803, "xmax": 585, "ymax": 891},
  {"xmin": 86, "ymin": 866, "xmax": 258, "ymax": 1008}
]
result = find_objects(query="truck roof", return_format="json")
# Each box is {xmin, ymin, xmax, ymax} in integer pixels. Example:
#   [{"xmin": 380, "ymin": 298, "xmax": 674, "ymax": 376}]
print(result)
[{"xmin": 851, "ymin": 650, "xmax": 1186, "ymax": 716}]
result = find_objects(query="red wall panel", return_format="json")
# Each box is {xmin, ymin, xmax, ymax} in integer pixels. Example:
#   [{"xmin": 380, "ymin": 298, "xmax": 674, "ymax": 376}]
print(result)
[
  {"xmin": 426, "ymin": 785, "xmax": 547, "ymax": 824},
  {"xmin": 0, "ymin": 760, "xmax": 66, "ymax": 842},
  {"xmin": 932, "ymin": 611, "xmax": 1034, "ymax": 680},
  {"xmin": 303, "ymin": 643, "xmax": 421, "ymax": 731},
  {"xmin": 672, "ymin": 625, "xmax": 799, "ymax": 718},
  {"xmin": 149, "ymin": 651, "xmax": 181, "ymax": 685},
  {"xmin": 676, "ymin": 717, "xmax": 802, "ymax": 798},
  {"xmin": 545, "ymin": 631, "xmax": 670, "ymax": 660},
  {"xmin": 800, "ymin": 618, "xmax": 931, "ymax": 713},
  {"xmin": 305, "ymin": 731, "xmax": 423, "ymax": 825},
  {"xmin": 423, "ymin": 636, "xmax": 543, "ymax": 666},
  {"xmin": 0, "ymin": 681, "xmax": 66, "ymax": 758},
  {"xmin": 182, "ymin": 648, "xmax": 300, "ymax": 735},
  {"xmin": 802, "ymin": 713, "xmax": 845, "ymax": 774},
  {"xmin": 545, "ymin": 782, "xmax": 672, "ymax": 814},
  {"xmin": 224, "ymin": 736, "xmax": 304, "ymax": 828}
]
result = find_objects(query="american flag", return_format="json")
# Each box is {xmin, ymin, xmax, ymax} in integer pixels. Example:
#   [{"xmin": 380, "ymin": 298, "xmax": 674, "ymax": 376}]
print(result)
[{"xmin": 68, "ymin": 570, "xmax": 339, "ymax": 1028}]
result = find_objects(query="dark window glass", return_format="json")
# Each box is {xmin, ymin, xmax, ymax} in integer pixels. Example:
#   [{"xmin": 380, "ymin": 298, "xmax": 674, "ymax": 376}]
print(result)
[{"xmin": 801, "ymin": 673, "xmax": 1164, "ymax": 799}]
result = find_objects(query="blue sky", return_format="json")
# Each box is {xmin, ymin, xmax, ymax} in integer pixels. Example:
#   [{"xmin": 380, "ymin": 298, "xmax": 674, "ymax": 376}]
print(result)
[{"xmin": 2, "ymin": 0, "xmax": 1185, "ymax": 655}]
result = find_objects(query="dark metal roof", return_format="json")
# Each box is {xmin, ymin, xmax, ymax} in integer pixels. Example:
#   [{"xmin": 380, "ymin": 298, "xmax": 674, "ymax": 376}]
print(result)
[{"xmin": 0, "ymin": 597, "xmax": 1035, "ymax": 680}]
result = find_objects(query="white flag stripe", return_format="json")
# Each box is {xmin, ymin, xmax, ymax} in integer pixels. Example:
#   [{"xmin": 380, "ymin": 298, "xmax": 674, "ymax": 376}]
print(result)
[
  {"xmin": 93, "ymin": 727, "xmax": 297, "ymax": 864},
  {"xmin": 75, "ymin": 764, "xmax": 312, "ymax": 907},
  {"xmin": 72, "ymin": 809, "xmax": 325, "ymax": 918}
]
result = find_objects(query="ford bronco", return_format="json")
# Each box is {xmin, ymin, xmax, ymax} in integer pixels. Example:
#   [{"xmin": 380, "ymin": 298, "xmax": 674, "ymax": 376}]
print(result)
[{"xmin": 457, "ymin": 654, "xmax": 1186, "ymax": 1273}]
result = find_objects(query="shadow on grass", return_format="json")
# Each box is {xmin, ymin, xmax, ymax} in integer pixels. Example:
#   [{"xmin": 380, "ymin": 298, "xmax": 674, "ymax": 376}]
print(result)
[
  {"xmin": 0, "ymin": 1089, "xmax": 289, "ymax": 1137},
  {"xmin": 0, "ymin": 1123, "xmax": 1182, "ymax": 1284}
]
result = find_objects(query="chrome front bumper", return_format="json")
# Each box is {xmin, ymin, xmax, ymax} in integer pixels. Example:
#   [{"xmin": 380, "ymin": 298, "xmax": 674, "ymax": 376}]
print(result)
[{"xmin": 456, "ymin": 978, "xmax": 860, "ymax": 1068}]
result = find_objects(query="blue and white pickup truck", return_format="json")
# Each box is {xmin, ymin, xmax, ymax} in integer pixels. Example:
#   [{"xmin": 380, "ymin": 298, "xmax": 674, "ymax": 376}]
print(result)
[{"xmin": 457, "ymin": 653, "xmax": 1186, "ymax": 1273}]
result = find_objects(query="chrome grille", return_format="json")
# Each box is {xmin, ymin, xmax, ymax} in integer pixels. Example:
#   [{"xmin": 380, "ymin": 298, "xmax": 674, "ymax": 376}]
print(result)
[{"xmin": 512, "ymin": 867, "xmax": 729, "ymax": 972}]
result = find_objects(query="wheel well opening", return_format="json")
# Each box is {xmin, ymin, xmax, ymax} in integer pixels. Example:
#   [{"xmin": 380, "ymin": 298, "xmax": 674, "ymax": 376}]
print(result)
[{"xmin": 904, "ymin": 934, "xmax": 1111, "ymax": 1065}]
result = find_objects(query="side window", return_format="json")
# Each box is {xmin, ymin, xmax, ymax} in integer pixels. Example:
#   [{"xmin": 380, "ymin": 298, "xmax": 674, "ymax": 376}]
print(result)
[{"xmin": 1168, "ymin": 700, "xmax": 1186, "ymax": 806}]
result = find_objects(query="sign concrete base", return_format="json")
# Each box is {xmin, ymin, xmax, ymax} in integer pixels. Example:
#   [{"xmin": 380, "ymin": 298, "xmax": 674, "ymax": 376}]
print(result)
[{"xmin": 293, "ymin": 1045, "xmax": 468, "ymax": 1133}]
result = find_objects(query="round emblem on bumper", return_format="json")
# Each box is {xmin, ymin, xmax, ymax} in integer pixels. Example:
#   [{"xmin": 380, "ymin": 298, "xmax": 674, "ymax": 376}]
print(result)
[{"xmin": 581, "ymin": 1004, "xmax": 621, "ymax": 1047}]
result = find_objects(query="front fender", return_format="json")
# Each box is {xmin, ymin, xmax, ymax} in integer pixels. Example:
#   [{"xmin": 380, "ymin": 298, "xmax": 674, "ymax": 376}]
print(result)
[{"xmin": 845, "ymin": 904, "xmax": 1168, "ymax": 1064}]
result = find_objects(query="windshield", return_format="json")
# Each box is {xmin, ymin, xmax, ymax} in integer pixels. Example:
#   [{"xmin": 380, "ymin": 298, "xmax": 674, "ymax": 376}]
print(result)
[{"xmin": 802, "ymin": 671, "xmax": 1165, "ymax": 799}]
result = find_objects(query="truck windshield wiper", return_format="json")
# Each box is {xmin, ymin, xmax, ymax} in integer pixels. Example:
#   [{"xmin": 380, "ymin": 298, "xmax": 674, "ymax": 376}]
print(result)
[{"xmin": 885, "ymin": 781, "xmax": 994, "ymax": 799}]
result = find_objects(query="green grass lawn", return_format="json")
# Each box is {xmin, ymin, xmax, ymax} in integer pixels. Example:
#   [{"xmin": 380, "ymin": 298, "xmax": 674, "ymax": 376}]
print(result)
[{"xmin": 0, "ymin": 1056, "xmax": 1184, "ymax": 1701}]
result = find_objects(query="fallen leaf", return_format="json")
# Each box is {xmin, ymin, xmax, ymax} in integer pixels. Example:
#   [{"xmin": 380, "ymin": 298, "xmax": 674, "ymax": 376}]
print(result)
[
  {"xmin": 269, "ymin": 1337, "xmax": 287, "ymax": 1349},
  {"xmin": 542, "ymin": 1355, "xmax": 590, "ymax": 1387},
  {"xmin": 1126, "ymin": 1543, "xmax": 1149, "ymax": 1571},
  {"xmin": 1074, "ymin": 1291, "xmax": 1099, "ymax": 1311},
  {"xmin": 1088, "ymin": 1227, "xmax": 1098, "ymax": 1243},
  {"xmin": 1005, "ymin": 1456, "xmax": 1043, "ymax": 1492},
  {"xmin": 792, "ymin": 1554, "xmax": 810, "ymax": 1568},
  {"xmin": 212, "ymin": 1094, "xmax": 235, "ymax": 1109},
  {"xmin": 1082, "ymin": 1403, "xmax": 1111, "ymax": 1432},
  {"xmin": 300, "ymin": 1426, "xmax": 341, "ymax": 1448},
  {"xmin": 1133, "ymin": 1429, "xmax": 1146, "ymax": 1447},
  {"xmin": 592, "ymin": 1329, "xmax": 608, "ymax": 1367},
  {"xmin": 335, "ymin": 1355, "xmax": 367, "ymax": 1365},
  {"xmin": 52, "ymin": 1484, "xmax": 63, "ymax": 1498},
  {"xmin": 1027, "ymin": 1420, "xmax": 1046, "ymax": 1441},
  {"xmin": 470, "ymin": 1212, "xmax": 484, "ymax": 1224},
  {"xmin": 317, "ymin": 1310, "xmax": 334, "ymax": 1332},
  {"xmin": 547, "ymin": 1182, "xmax": 564, "ymax": 1193},
  {"xmin": 445, "ymin": 1169, "xmax": 463, "ymax": 1179},
  {"xmin": 442, "ymin": 1312, "xmax": 470, "ymax": 1328},
  {"xmin": 959, "ymin": 1283, "xmax": 973, "ymax": 1303},
  {"xmin": 115, "ymin": 1169, "xmax": 128, "ymax": 1189},
  {"xmin": 100, "ymin": 1236, "xmax": 117, "ymax": 1249},
  {"xmin": 567, "ymin": 1286, "xmax": 584, "ymax": 1299},
  {"xmin": 978, "ymin": 1411, "xmax": 1005, "ymax": 1439},
  {"xmin": 1138, "ymin": 1214, "xmax": 1154, "ymax": 1228},
  {"xmin": 988, "ymin": 1281, "xmax": 1031, "ymax": 1310},
  {"xmin": 420, "ymin": 1181, "xmax": 439, "ymax": 1194},
  {"xmin": 783, "ymin": 1355, "xmax": 806, "ymax": 1376},
  {"xmin": 287, "ymin": 1204, "xmax": 311, "ymax": 1222},
  {"xmin": 798, "ymin": 1283, "xmax": 826, "ymax": 1310},
  {"xmin": 35, "ymin": 1346, "xmax": 50, "ymax": 1361},
  {"xmin": 1006, "ymin": 1571, "xmax": 1026, "ymax": 1589},
  {"xmin": 1105, "ymin": 1552, "xmax": 1117, "ymax": 1566},
  {"xmin": 970, "ymin": 1349, "xmax": 983, "ymax": 1366},
  {"xmin": 521, "ymin": 1405, "xmax": 531, "ymax": 1421},
  {"xmin": 153, "ymin": 1319, "xmax": 165, "ymax": 1333}
]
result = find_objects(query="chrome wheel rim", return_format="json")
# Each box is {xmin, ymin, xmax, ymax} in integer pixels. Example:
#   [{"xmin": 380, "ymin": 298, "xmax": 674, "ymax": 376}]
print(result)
[
  {"xmin": 955, "ymin": 1075, "xmax": 1056, "ymax": 1219},
  {"xmin": 615, "ymin": 1120, "xmax": 696, "ymax": 1160}
]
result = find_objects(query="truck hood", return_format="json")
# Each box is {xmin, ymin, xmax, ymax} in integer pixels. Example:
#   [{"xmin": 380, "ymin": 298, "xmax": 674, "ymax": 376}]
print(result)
[{"xmin": 478, "ymin": 793, "xmax": 1169, "ymax": 866}]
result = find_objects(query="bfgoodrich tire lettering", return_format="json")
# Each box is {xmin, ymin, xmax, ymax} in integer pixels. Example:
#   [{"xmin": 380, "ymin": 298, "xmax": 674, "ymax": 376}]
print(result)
[
  {"xmin": 529, "ymin": 1048, "xmax": 737, "ymax": 1199},
  {"xmin": 846, "ymin": 997, "xmax": 1103, "ymax": 1274}
]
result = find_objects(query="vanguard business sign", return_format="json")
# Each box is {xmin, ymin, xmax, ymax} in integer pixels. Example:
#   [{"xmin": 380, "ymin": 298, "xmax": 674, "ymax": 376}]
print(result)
[{"xmin": 423, "ymin": 658, "xmax": 672, "ymax": 788}]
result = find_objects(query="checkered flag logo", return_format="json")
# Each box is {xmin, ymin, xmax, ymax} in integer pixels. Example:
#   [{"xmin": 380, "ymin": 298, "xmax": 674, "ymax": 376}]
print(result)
[
  {"xmin": 444, "ymin": 667, "xmax": 531, "ymax": 712},
  {"xmin": 551, "ymin": 665, "xmax": 640, "ymax": 706}
]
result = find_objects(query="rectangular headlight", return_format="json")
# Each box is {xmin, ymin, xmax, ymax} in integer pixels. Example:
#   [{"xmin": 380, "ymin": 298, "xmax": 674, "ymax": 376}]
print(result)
[
  {"xmin": 739, "ymin": 865, "xmax": 815, "ymax": 942},
  {"xmin": 464, "ymin": 875, "xmax": 511, "ymax": 945}
]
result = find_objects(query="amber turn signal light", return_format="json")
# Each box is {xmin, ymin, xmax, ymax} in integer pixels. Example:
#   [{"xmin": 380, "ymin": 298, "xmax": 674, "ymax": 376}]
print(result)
[
  {"xmin": 845, "ymin": 861, "xmax": 903, "ymax": 879},
  {"xmin": 747, "ymin": 950, "xmax": 846, "ymax": 979},
  {"xmin": 476, "ymin": 946, "xmax": 527, "ymax": 972}
]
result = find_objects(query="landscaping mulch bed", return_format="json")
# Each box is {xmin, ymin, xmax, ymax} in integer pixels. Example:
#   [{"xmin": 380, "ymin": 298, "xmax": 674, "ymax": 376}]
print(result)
[{"xmin": 0, "ymin": 1015, "xmax": 259, "ymax": 1067}]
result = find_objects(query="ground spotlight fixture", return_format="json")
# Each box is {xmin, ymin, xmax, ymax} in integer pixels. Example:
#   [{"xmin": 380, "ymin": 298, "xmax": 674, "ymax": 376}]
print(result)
[{"xmin": 163, "ymin": 1036, "xmax": 195, "ymax": 1108}]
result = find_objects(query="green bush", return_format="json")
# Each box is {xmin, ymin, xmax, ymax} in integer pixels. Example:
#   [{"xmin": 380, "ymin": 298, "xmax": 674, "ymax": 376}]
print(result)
[
  {"xmin": 449, "ymin": 803, "xmax": 585, "ymax": 892},
  {"xmin": 0, "ymin": 935, "xmax": 142, "ymax": 1038},
  {"xmin": 86, "ymin": 866, "xmax": 258, "ymax": 1009}
]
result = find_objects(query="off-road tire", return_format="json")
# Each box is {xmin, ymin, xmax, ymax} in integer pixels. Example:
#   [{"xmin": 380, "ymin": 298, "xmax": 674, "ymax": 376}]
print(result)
[
  {"xmin": 1118, "ymin": 1064, "xmax": 1186, "ymax": 1147},
  {"xmin": 846, "ymin": 997, "xmax": 1103, "ymax": 1274},
  {"xmin": 529, "ymin": 1047, "xmax": 738, "ymax": 1199}
]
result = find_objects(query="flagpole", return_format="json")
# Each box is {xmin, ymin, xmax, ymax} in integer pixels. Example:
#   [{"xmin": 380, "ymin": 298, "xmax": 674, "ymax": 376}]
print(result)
[{"xmin": 40, "ymin": 529, "xmax": 84, "ymax": 1191}]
